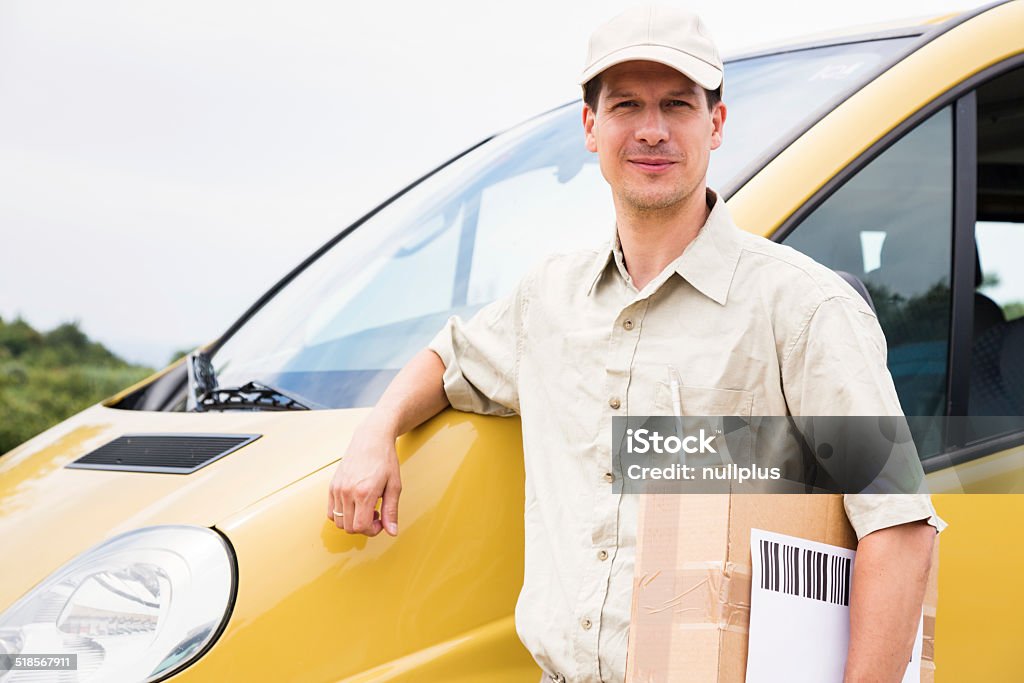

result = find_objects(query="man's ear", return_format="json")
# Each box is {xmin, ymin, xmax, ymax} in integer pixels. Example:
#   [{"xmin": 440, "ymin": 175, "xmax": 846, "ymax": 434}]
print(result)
[
  {"xmin": 710, "ymin": 101, "xmax": 727, "ymax": 151},
  {"xmin": 583, "ymin": 105, "xmax": 598, "ymax": 153}
]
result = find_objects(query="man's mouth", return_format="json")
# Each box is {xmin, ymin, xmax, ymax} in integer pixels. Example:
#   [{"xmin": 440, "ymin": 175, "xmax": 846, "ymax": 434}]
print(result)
[{"xmin": 628, "ymin": 158, "xmax": 677, "ymax": 173}]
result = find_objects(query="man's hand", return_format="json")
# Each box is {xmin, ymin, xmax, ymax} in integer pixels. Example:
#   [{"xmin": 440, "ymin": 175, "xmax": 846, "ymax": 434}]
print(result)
[
  {"xmin": 327, "ymin": 421, "xmax": 402, "ymax": 537},
  {"xmin": 324, "ymin": 348, "xmax": 450, "ymax": 538}
]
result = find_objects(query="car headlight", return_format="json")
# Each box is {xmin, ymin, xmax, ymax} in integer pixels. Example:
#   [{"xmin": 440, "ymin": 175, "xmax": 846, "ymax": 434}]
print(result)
[{"xmin": 0, "ymin": 526, "xmax": 234, "ymax": 682}]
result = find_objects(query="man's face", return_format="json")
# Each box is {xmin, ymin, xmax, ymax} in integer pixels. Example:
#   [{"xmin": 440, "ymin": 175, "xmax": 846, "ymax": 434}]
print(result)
[{"xmin": 583, "ymin": 61, "xmax": 726, "ymax": 214}]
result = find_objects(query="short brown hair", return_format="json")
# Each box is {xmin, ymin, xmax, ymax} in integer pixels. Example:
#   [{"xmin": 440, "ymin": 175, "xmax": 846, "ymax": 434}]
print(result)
[{"xmin": 583, "ymin": 74, "xmax": 721, "ymax": 113}]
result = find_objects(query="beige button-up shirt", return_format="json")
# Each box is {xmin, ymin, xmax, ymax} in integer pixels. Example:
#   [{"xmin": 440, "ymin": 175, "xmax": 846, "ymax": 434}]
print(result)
[{"xmin": 428, "ymin": 189, "xmax": 946, "ymax": 683}]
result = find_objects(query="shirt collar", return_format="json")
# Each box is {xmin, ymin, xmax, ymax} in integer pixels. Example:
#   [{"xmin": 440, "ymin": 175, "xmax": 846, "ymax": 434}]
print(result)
[{"xmin": 584, "ymin": 188, "xmax": 743, "ymax": 306}]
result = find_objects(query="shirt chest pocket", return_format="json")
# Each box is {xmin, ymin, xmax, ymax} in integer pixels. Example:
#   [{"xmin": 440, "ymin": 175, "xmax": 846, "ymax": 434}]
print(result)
[{"xmin": 653, "ymin": 382, "xmax": 754, "ymax": 418}]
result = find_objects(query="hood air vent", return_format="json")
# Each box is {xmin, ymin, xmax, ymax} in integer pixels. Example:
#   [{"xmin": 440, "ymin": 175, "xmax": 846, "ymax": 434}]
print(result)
[{"xmin": 67, "ymin": 433, "xmax": 260, "ymax": 474}]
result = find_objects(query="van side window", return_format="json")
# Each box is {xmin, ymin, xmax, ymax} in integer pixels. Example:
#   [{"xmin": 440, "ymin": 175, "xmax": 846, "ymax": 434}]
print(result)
[
  {"xmin": 783, "ymin": 107, "xmax": 954, "ymax": 457},
  {"xmin": 967, "ymin": 66, "xmax": 1024, "ymax": 441}
]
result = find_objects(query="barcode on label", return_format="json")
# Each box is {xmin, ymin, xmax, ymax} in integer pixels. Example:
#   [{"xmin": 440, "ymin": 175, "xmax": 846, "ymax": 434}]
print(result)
[{"xmin": 757, "ymin": 539, "xmax": 853, "ymax": 607}]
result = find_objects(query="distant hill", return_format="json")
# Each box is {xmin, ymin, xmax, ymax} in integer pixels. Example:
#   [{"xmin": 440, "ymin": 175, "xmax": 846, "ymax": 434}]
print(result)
[{"xmin": 0, "ymin": 317, "xmax": 154, "ymax": 455}]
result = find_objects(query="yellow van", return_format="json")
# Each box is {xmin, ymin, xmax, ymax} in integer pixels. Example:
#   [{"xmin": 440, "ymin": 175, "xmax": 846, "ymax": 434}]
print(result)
[{"xmin": 2, "ymin": 2, "xmax": 1022, "ymax": 681}]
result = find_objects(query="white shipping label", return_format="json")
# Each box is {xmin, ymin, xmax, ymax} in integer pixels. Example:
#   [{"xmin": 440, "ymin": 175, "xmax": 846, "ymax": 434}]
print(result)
[{"xmin": 746, "ymin": 529, "xmax": 923, "ymax": 683}]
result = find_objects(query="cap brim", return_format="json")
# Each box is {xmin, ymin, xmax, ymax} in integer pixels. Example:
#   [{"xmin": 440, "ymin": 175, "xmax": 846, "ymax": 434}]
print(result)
[{"xmin": 579, "ymin": 44, "xmax": 723, "ymax": 91}]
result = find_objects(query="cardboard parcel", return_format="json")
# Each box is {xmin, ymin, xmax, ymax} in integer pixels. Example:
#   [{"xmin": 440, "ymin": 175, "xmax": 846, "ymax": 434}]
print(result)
[{"xmin": 625, "ymin": 494, "xmax": 939, "ymax": 682}]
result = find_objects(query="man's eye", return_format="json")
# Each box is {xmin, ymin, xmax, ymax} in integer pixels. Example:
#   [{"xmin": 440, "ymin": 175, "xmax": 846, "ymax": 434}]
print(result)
[
  {"xmin": 668, "ymin": 100, "xmax": 691, "ymax": 107},
  {"xmin": 613, "ymin": 101, "xmax": 637, "ymax": 109}
]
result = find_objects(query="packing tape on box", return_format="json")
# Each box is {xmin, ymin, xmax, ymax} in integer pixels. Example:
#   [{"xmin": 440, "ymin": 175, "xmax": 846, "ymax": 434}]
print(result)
[
  {"xmin": 636, "ymin": 560, "xmax": 752, "ymax": 632},
  {"xmin": 922, "ymin": 606, "xmax": 936, "ymax": 664},
  {"xmin": 635, "ymin": 561, "xmax": 936, "ymax": 665},
  {"xmin": 631, "ymin": 561, "xmax": 752, "ymax": 681}
]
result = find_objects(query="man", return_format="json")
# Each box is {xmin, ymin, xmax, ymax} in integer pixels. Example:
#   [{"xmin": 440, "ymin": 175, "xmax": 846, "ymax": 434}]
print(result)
[{"xmin": 328, "ymin": 5, "xmax": 945, "ymax": 682}]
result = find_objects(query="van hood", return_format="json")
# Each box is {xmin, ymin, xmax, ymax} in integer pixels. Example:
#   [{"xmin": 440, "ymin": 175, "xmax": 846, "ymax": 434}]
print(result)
[{"xmin": 0, "ymin": 403, "xmax": 366, "ymax": 610}]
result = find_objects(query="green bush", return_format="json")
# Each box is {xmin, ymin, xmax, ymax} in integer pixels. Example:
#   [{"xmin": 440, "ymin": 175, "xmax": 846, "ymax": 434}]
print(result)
[{"xmin": 0, "ymin": 317, "xmax": 153, "ymax": 454}]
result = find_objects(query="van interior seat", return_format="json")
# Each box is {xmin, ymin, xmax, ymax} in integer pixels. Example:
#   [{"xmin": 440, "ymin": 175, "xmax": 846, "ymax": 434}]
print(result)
[
  {"xmin": 973, "ymin": 247, "xmax": 1005, "ymax": 338},
  {"xmin": 970, "ymin": 316, "xmax": 1024, "ymax": 416},
  {"xmin": 998, "ymin": 321, "xmax": 1024, "ymax": 414},
  {"xmin": 974, "ymin": 291, "xmax": 1005, "ymax": 337}
]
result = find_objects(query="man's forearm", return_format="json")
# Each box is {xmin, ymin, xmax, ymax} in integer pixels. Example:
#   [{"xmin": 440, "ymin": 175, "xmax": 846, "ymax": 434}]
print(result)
[
  {"xmin": 363, "ymin": 348, "xmax": 450, "ymax": 437},
  {"xmin": 844, "ymin": 520, "xmax": 935, "ymax": 683},
  {"xmin": 328, "ymin": 348, "xmax": 448, "ymax": 536}
]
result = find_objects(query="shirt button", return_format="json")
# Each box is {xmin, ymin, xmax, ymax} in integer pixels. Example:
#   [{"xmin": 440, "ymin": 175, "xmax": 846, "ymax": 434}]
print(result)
[
  {"xmin": 598, "ymin": 549, "xmax": 609, "ymax": 561},
  {"xmin": 603, "ymin": 472, "xmax": 615, "ymax": 483},
  {"xmin": 581, "ymin": 617, "xmax": 593, "ymax": 630},
  {"xmin": 623, "ymin": 319, "xmax": 634, "ymax": 330},
  {"xmin": 609, "ymin": 397, "xmax": 621, "ymax": 410}
]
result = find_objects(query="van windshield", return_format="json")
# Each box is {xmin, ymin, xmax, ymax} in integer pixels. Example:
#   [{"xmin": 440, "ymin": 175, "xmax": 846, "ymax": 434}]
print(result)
[{"xmin": 209, "ymin": 37, "xmax": 914, "ymax": 409}]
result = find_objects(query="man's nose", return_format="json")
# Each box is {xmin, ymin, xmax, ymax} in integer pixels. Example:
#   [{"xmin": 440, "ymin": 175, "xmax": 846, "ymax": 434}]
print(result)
[{"xmin": 634, "ymin": 109, "xmax": 670, "ymax": 146}]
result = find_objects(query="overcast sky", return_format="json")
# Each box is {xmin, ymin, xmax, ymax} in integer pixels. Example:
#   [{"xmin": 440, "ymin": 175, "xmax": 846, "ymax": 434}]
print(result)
[{"xmin": 0, "ymin": 0, "xmax": 983, "ymax": 367}]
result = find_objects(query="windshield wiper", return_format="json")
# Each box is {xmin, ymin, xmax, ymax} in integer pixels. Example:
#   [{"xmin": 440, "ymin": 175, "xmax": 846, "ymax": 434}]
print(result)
[
  {"xmin": 196, "ymin": 380, "xmax": 310, "ymax": 411},
  {"xmin": 185, "ymin": 351, "xmax": 309, "ymax": 411}
]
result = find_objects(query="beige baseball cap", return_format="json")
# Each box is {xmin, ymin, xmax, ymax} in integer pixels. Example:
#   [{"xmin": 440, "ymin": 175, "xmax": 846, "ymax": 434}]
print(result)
[{"xmin": 580, "ymin": 4, "xmax": 724, "ymax": 96}]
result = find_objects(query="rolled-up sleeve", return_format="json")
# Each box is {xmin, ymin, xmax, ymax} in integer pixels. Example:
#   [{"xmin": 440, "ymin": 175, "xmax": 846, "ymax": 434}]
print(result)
[
  {"xmin": 427, "ymin": 273, "xmax": 531, "ymax": 417},
  {"xmin": 843, "ymin": 493, "xmax": 947, "ymax": 541},
  {"xmin": 781, "ymin": 294, "xmax": 948, "ymax": 540}
]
